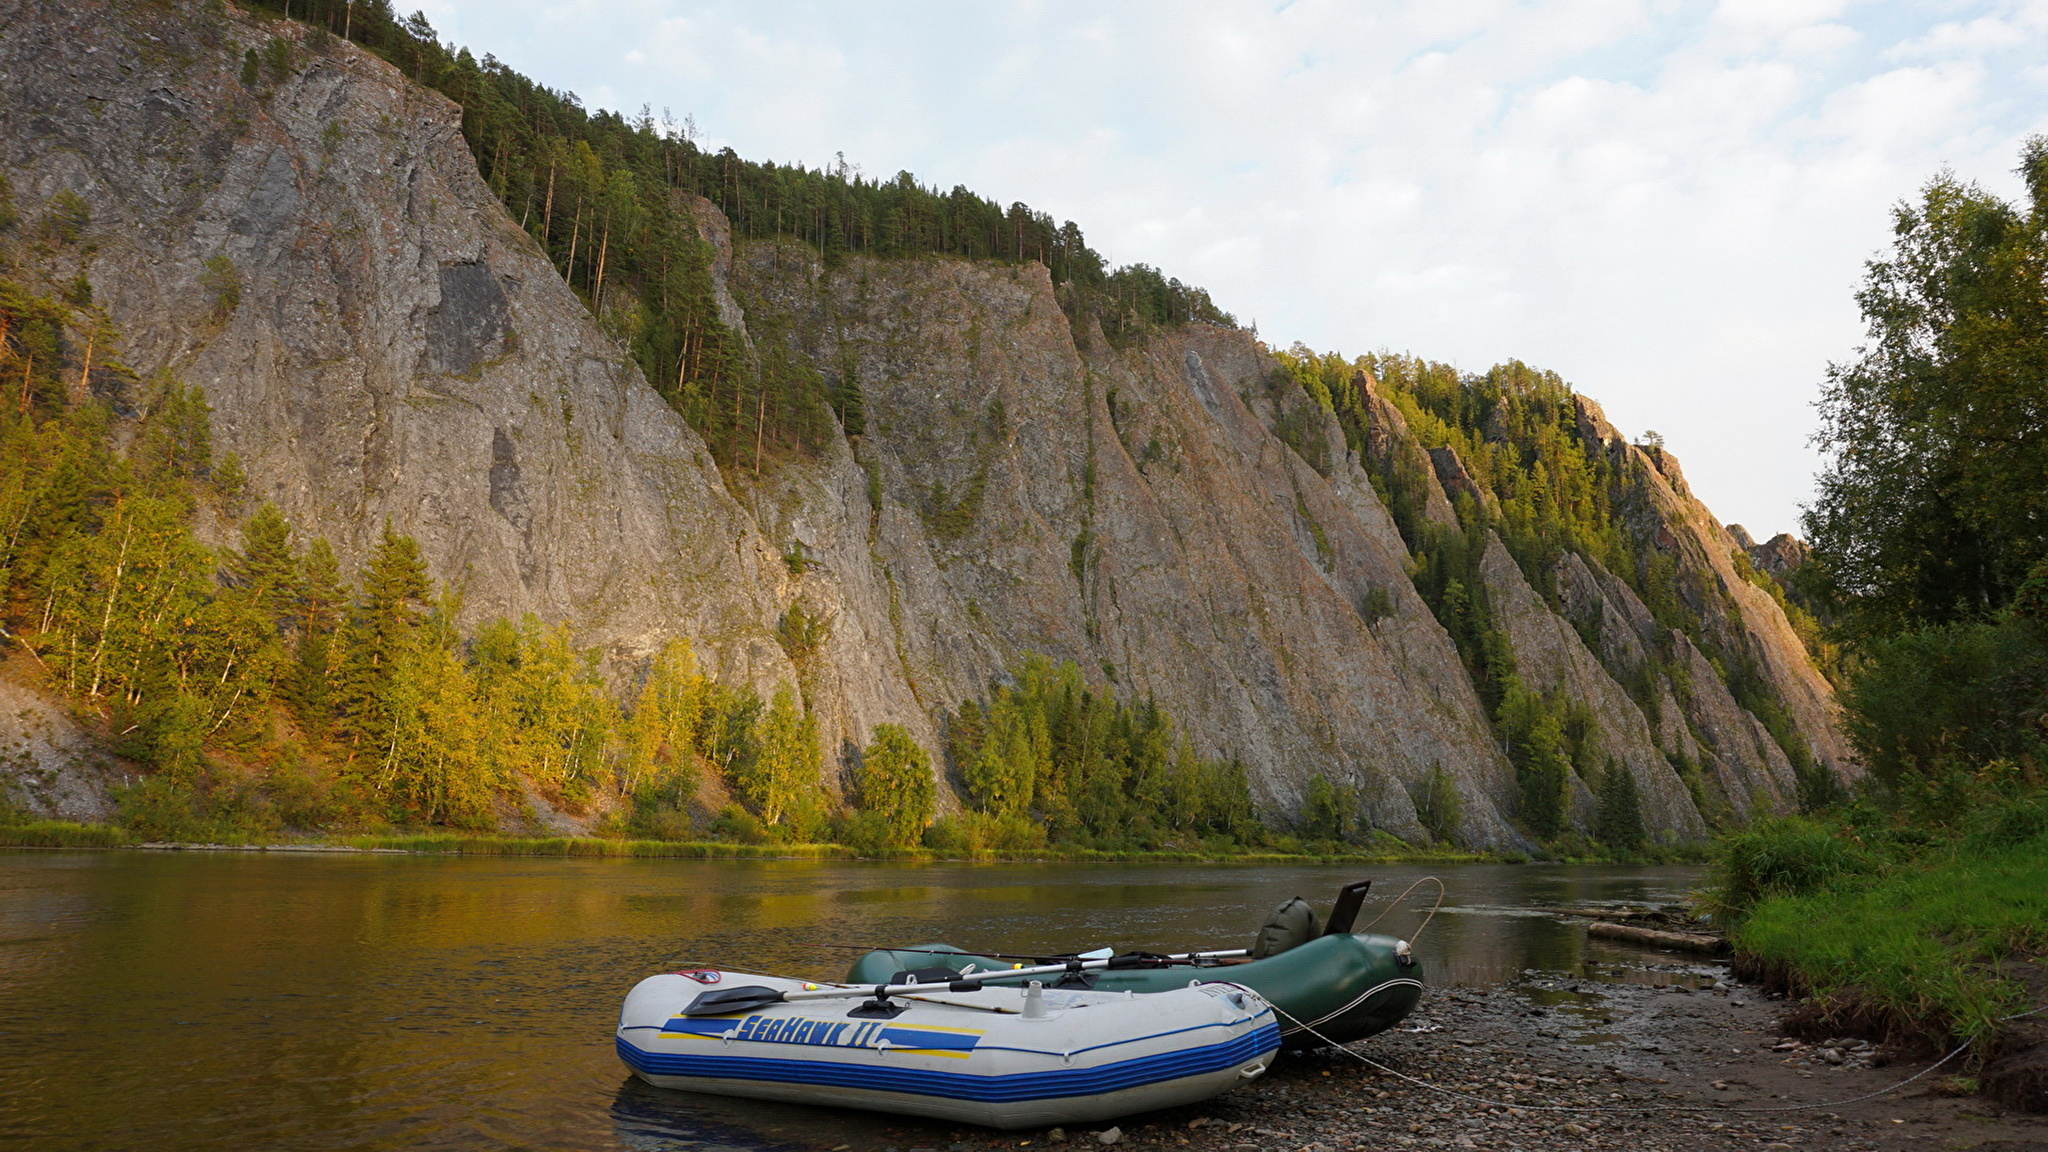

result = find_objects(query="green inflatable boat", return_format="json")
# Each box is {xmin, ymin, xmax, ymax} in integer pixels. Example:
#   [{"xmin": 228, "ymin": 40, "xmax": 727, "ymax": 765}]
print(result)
[{"xmin": 847, "ymin": 881, "xmax": 1423, "ymax": 1050}]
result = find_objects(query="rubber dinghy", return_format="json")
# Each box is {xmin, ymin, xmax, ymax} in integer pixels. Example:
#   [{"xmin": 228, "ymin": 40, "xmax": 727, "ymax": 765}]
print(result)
[
  {"xmin": 616, "ymin": 968, "xmax": 1281, "ymax": 1129},
  {"xmin": 848, "ymin": 880, "xmax": 1427, "ymax": 1050}
]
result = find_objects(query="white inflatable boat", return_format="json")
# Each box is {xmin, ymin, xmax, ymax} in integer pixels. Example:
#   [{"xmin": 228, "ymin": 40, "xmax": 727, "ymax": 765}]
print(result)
[{"xmin": 615, "ymin": 965, "xmax": 1280, "ymax": 1129}]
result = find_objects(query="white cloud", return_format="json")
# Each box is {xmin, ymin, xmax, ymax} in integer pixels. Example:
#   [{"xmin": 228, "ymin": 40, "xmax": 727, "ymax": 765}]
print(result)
[{"xmin": 430, "ymin": 0, "xmax": 2048, "ymax": 535}]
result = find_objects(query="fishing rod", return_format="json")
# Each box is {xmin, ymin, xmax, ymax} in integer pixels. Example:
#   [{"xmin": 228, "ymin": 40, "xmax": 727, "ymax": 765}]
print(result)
[{"xmin": 679, "ymin": 948, "xmax": 1249, "ymax": 1016}]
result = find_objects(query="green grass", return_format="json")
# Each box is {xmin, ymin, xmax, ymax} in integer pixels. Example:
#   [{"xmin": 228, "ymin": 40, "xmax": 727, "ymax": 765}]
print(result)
[
  {"xmin": 0, "ymin": 820, "xmax": 135, "ymax": 848},
  {"xmin": 329, "ymin": 834, "xmax": 858, "ymax": 859},
  {"xmin": 1725, "ymin": 811, "xmax": 2048, "ymax": 1054}
]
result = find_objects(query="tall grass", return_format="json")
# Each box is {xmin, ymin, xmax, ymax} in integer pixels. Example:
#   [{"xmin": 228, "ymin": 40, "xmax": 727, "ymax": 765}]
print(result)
[
  {"xmin": 0, "ymin": 820, "xmax": 134, "ymax": 848},
  {"xmin": 329, "ymin": 834, "xmax": 856, "ymax": 859},
  {"xmin": 1719, "ymin": 803, "xmax": 2048, "ymax": 1055}
]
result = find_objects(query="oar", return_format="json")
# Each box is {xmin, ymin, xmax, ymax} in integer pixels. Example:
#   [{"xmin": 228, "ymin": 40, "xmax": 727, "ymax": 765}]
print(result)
[{"xmin": 678, "ymin": 949, "xmax": 1248, "ymax": 1016}]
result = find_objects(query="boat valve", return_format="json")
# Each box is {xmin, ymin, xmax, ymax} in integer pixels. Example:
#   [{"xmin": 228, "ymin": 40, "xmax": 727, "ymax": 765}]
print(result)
[
  {"xmin": 1395, "ymin": 940, "xmax": 1414, "ymax": 967},
  {"xmin": 1022, "ymin": 980, "xmax": 1047, "ymax": 1020}
]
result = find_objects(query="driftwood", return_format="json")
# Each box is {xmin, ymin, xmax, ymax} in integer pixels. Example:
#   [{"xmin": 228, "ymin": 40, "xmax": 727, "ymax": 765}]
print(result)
[{"xmin": 1587, "ymin": 922, "xmax": 1727, "ymax": 954}]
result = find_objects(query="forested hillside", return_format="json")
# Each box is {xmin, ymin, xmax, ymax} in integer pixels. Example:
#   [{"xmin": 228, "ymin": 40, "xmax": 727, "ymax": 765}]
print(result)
[
  {"xmin": 0, "ymin": 264, "xmax": 1262, "ymax": 848},
  {"xmin": 0, "ymin": 0, "xmax": 1848, "ymax": 854},
  {"xmin": 1281, "ymin": 351, "xmax": 1844, "ymax": 820}
]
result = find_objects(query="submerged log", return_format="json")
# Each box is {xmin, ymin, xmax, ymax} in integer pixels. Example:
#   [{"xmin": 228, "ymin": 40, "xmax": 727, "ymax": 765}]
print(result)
[
  {"xmin": 1536, "ymin": 905, "xmax": 1650, "ymax": 922},
  {"xmin": 1587, "ymin": 922, "xmax": 1727, "ymax": 954}
]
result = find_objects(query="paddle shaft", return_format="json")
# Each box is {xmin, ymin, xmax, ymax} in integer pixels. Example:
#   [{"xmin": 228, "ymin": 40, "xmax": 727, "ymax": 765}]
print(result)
[
  {"xmin": 676, "ymin": 948, "xmax": 1251, "ymax": 1015},
  {"xmin": 781, "ymin": 948, "xmax": 1248, "ymax": 1003}
]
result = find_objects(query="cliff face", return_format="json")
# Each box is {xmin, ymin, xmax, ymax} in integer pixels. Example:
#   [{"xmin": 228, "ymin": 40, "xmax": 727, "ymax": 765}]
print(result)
[
  {"xmin": 0, "ymin": 0, "xmax": 795, "ymax": 685},
  {"xmin": 0, "ymin": 0, "xmax": 1846, "ymax": 845},
  {"xmin": 724, "ymin": 244, "xmax": 1522, "ymax": 841}
]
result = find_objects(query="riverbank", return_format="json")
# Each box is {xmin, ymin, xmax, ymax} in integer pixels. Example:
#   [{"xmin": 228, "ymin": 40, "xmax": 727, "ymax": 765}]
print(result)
[
  {"xmin": 1707, "ymin": 804, "xmax": 2048, "ymax": 1112},
  {"xmin": 741, "ymin": 955, "xmax": 2046, "ymax": 1151},
  {"xmin": 0, "ymin": 819, "xmax": 1529, "ymax": 865}
]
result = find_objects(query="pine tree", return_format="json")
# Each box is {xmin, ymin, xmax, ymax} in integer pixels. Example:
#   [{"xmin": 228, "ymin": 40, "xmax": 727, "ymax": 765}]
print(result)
[
  {"xmin": 1595, "ymin": 760, "xmax": 1646, "ymax": 853},
  {"xmin": 286, "ymin": 537, "xmax": 347, "ymax": 730},
  {"xmin": 223, "ymin": 502, "xmax": 301, "ymax": 629},
  {"xmin": 963, "ymin": 692, "xmax": 1040, "ymax": 819},
  {"xmin": 332, "ymin": 523, "xmax": 433, "ymax": 753}
]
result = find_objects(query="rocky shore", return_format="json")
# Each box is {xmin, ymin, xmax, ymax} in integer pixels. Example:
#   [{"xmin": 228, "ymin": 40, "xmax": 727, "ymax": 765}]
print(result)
[{"xmin": 742, "ymin": 957, "xmax": 2047, "ymax": 1152}]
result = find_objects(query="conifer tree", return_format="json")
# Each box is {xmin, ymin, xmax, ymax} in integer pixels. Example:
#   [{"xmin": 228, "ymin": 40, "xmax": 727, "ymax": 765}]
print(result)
[
  {"xmin": 332, "ymin": 523, "xmax": 433, "ymax": 753},
  {"xmin": 963, "ymin": 692, "xmax": 1041, "ymax": 819},
  {"xmin": 1595, "ymin": 761, "xmax": 1646, "ymax": 853},
  {"xmin": 286, "ymin": 537, "xmax": 347, "ymax": 729},
  {"xmin": 224, "ymin": 502, "xmax": 301, "ymax": 629}
]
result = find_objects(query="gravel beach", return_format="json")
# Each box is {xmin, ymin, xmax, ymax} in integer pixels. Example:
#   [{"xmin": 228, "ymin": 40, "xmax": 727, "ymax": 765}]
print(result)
[{"xmin": 736, "ymin": 957, "xmax": 2048, "ymax": 1152}]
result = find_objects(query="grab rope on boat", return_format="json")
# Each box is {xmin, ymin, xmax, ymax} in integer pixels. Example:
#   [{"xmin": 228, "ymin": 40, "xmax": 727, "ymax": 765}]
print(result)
[
  {"xmin": 1271, "ymin": 1000, "xmax": 2048, "ymax": 1116},
  {"xmin": 1359, "ymin": 877, "xmax": 1445, "ymax": 943}
]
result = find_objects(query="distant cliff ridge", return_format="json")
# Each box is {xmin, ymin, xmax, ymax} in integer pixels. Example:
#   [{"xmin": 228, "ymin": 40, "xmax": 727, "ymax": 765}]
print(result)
[{"xmin": 0, "ymin": 0, "xmax": 1848, "ymax": 846}]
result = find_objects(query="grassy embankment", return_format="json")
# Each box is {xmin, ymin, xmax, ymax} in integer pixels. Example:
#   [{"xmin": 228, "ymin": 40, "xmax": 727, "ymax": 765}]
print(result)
[
  {"xmin": 1711, "ymin": 800, "xmax": 2048, "ymax": 1066},
  {"xmin": 0, "ymin": 819, "xmax": 1508, "ymax": 864}
]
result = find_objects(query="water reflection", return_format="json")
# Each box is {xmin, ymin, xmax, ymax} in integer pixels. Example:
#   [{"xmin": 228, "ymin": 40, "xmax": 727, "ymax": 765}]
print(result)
[{"xmin": 0, "ymin": 852, "xmax": 1703, "ymax": 1151}]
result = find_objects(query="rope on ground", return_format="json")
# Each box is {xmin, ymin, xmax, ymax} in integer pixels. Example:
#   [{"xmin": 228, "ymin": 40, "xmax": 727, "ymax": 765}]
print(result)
[
  {"xmin": 1271, "ymin": 1000, "xmax": 2046, "ymax": 1117},
  {"xmin": 1359, "ymin": 877, "xmax": 1446, "ymax": 943}
]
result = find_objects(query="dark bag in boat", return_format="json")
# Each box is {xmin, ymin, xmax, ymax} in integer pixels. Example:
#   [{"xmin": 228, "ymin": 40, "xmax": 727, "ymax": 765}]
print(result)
[{"xmin": 1250, "ymin": 896, "xmax": 1319, "ymax": 958}]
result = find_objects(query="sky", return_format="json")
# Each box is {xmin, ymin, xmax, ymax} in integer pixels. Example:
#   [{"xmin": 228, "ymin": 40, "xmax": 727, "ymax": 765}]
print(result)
[{"xmin": 420, "ymin": 0, "xmax": 2048, "ymax": 537}]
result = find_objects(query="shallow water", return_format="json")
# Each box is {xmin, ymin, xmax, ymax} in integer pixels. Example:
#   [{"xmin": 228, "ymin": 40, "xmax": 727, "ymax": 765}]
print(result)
[{"xmin": 0, "ymin": 850, "xmax": 1704, "ymax": 1150}]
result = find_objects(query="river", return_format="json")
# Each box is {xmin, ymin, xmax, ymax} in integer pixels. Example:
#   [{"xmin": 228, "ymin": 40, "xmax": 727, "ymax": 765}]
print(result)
[{"xmin": 0, "ymin": 850, "xmax": 1707, "ymax": 1150}]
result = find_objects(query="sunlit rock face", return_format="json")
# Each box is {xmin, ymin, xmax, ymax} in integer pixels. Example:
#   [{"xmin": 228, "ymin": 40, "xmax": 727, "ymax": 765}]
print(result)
[{"xmin": 0, "ymin": 0, "xmax": 1847, "ymax": 844}]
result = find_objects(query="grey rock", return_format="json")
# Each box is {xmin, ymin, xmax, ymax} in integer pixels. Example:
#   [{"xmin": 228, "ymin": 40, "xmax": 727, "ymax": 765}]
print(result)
[
  {"xmin": 0, "ymin": 679, "xmax": 123, "ymax": 823},
  {"xmin": 0, "ymin": 0, "xmax": 1852, "ymax": 842}
]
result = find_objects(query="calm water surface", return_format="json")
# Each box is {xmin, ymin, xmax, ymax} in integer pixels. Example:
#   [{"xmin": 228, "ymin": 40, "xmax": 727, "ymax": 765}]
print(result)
[{"xmin": 0, "ymin": 850, "xmax": 1705, "ymax": 1150}]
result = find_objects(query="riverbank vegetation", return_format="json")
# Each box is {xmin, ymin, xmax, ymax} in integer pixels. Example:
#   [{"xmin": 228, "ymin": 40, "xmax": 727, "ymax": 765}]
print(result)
[{"xmin": 1708, "ymin": 140, "xmax": 2048, "ymax": 1081}]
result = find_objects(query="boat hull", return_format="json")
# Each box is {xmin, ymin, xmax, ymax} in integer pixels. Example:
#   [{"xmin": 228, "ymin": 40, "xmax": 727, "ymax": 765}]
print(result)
[
  {"xmin": 848, "ymin": 935, "xmax": 1422, "ymax": 1050},
  {"xmin": 617, "ymin": 972, "xmax": 1279, "ymax": 1129}
]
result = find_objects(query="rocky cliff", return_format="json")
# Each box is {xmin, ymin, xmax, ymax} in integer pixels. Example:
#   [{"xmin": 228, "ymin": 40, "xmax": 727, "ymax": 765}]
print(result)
[{"xmin": 0, "ymin": 0, "xmax": 1846, "ymax": 845}]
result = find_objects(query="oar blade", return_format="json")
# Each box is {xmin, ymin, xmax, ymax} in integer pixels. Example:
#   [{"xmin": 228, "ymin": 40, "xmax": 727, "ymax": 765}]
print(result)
[{"xmin": 680, "ymin": 985, "xmax": 785, "ymax": 1016}]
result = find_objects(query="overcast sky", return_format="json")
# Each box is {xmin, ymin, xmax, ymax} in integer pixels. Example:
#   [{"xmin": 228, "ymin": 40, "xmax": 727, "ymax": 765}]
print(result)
[{"xmin": 422, "ymin": 0, "xmax": 2048, "ymax": 537}]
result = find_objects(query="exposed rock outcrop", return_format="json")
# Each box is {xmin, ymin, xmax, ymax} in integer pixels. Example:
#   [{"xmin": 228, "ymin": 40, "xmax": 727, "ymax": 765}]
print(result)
[
  {"xmin": 0, "ymin": 676, "xmax": 122, "ymax": 823},
  {"xmin": 0, "ymin": 0, "xmax": 1850, "ymax": 845},
  {"xmin": 0, "ymin": 0, "xmax": 794, "ymax": 686}
]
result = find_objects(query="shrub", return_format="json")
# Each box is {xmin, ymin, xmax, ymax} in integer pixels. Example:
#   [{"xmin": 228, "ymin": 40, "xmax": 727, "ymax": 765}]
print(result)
[
  {"xmin": 40, "ymin": 190, "xmax": 90, "ymax": 246},
  {"xmin": 201, "ymin": 254, "xmax": 242, "ymax": 321},
  {"xmin": 1708, "ymin": 817, "xmax": 1872, "ymax": 920},
  {"xmin": 1412, "ymin": 761, "xmax": 1462, "ymax": 843}
]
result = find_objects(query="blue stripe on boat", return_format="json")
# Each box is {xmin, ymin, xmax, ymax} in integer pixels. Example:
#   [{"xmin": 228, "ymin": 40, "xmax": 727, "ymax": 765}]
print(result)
[{"xmin": 616, "ymin": 1023, "xmax": 1281, "ymax": 1103}]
